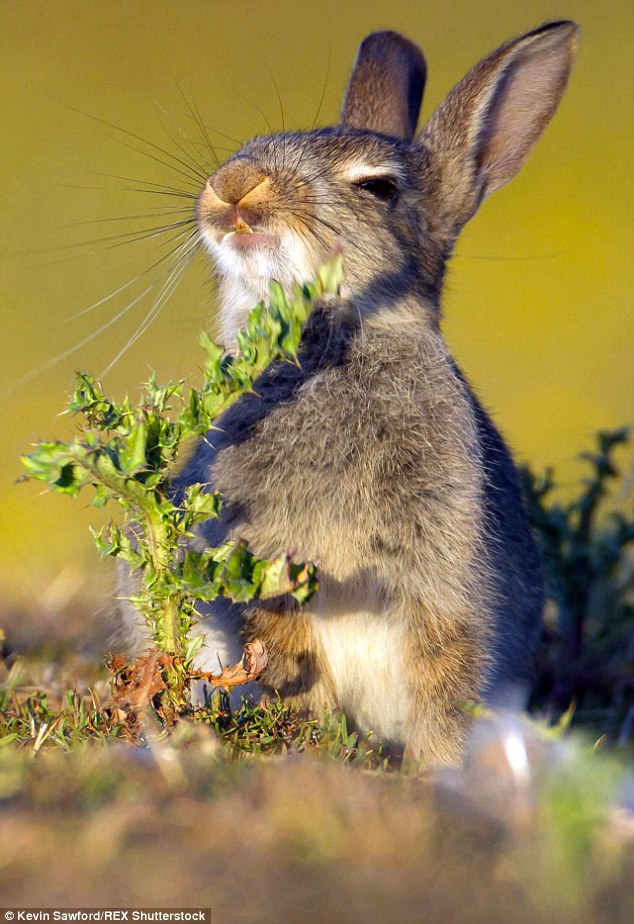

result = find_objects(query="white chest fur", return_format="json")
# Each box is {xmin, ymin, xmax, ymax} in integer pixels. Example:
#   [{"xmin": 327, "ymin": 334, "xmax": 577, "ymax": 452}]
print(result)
[{"xmin": 311, "ymin": 600, "xmax": 410, "ymax": 745}]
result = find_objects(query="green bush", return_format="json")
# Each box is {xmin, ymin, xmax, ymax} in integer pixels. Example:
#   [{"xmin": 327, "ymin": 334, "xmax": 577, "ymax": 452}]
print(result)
[{"xmin": 521, "ymin": 429, "xmax": 634, "ymax": 737}]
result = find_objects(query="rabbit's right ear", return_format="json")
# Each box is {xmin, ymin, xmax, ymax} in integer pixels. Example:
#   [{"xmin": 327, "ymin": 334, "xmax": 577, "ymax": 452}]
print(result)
[
  {"xmin": 418, "ymin": 21, "xmax": 579, "ymax": 236},
  {"xmin": 340, "ymin": 31, "xmax": 427, "ymax": 141}
]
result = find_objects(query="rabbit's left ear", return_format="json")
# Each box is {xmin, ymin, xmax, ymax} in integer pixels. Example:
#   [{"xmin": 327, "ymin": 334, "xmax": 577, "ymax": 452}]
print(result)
[
  {"xmin": 418, "ymin": 21, "xmax": 579, "ymax": 233},
  {"xmin": 340, "ymin": 31, "xmax": 426, "ymax": 141}
]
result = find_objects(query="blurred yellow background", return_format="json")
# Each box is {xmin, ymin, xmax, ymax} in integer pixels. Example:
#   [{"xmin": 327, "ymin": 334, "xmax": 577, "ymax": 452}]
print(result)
[{"xmin": 1, "ymin": 0, "xmax": 632, "ymax": 608}]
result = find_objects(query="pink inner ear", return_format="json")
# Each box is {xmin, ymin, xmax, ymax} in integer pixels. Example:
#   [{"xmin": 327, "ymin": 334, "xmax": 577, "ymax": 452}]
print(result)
[{"xmin": 479, "ymin": 46, "xmax": 573, "ymax": 195}]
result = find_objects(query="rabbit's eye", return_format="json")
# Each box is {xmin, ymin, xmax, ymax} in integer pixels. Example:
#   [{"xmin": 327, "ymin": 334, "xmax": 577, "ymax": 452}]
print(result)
[{"xmin": 355, "ymin": 176, "xmax": 399, "ymax": 203}]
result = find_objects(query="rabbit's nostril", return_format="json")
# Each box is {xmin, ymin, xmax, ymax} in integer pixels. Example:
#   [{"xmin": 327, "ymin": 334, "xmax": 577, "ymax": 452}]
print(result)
[
  {"xmin": 209, "ymin": 175, "xmax": 232, "ymax": 205},
  {"xmin": 238, "ymin": 177, "xmax": 271, "ymax": 208}
]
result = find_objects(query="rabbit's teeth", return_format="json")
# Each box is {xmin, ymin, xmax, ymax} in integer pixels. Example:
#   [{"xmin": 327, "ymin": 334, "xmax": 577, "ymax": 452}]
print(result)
[{"xmin": 234, "ymin": 217, "xmax": 253, "ymax": 234}]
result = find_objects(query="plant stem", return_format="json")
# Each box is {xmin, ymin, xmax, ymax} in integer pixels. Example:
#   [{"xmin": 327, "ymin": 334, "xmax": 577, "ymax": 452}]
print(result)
[{"xmin": 143, "ymin": 503, "xmax": 181, "ymax": 656}]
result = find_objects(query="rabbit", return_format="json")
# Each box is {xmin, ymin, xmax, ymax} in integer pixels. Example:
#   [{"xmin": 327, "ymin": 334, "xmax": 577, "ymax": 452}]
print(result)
[{"xmin": 118, "ymin": 21, "xmax": 579, "ymax": 767}]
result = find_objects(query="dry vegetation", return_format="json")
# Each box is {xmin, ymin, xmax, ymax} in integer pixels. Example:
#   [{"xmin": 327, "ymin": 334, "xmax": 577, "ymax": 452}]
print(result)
[{"xmin": 1, "ymin": 654, "xmax": 633, "ymax": 924}]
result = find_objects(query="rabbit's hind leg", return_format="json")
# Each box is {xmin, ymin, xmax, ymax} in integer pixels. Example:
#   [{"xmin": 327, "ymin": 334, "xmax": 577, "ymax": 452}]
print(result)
[
  {"xmin": 404, "ymin": 611, "xmax": 489, "ymax": 768},
  {"xmin": 243, "ymin": 598, "xmax": 335, "ymax": 714}
]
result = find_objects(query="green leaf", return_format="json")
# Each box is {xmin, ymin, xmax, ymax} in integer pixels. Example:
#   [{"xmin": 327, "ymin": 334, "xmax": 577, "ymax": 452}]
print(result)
[
  {"xmin": 318, "ymin": 250, "xmax": 343, "ymax": 293},
  {"xmin": 181, "ymin": 484, "xmax": 222, "ymax": 529},
  {"xmin": 20, "ymin": 442, "xmax": 93, "ymax": 496},
  {"xmin": 119, "ymin": 415, "xmax": 148, "ymax": 474},
  {"xmin": 0, "ymin": 732, "xmax": 19, "ymax": 746},
  {"xmin": 256, "ymin": 552, "xmax": 318, "ymax": 603}
]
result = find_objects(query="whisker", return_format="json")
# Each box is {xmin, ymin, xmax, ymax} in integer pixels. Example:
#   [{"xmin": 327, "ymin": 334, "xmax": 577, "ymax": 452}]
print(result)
[
  {"xmin": 152, "ymin": 101, "xmax": 215, "ymax": 179},
  {"xmin": 7, "ymin": 285, "xmax": 156, "ymax": 395},
  {"xmin": 80, "ymin": 172, "xmax": 199, "ymax": 199},
  {"xmin": 97, "ymin": 129, "xmax": 206, "ymax": 189},
  {"xmin": 248, "ymin": 99, "xmax": 274, "ymax": 137},
  {"xmin": 62, "ymin": 102, "xmax": 209, "ymax": 185},
  {"xmin": 121, "ymin": 187, "xmax": 198, "ymax": 200},
  {"xmin": 270, "ymin": 74, "xmax": 287, "ymax": 172},
  {"xmin": 20, "ymin": 223, "xmax": 197, "ymax": 270},
  {"xmin": 456, "ymin": 252, "xmax": 560, "ymax": 261},
  {"xmin": 202, "ymin": 126, "xmax": 243, "ymax": 147},
  {"xmin": 6, "ymin": 102, "xmax": 214, "ymax": 395},
  {"xmin": 62, "ymin": 227, "xmax": 200, "ymax": 321},
  {"xmin": 64, "ymin": 276, "xmax": 154, "ymax": 322},
  {"xmin": 12, "ymin": 218, "xmax": 196, "ymax": 257},
  {"xmin": 65, "ymin": 208, "xmax": 194, "ymax": 227},
  {"xmin": 170, "ymin": 80, "xmax": 222, "ymax": 171},
  {"xmin": 297, "ymin": 209, "xmax": 357, "ymax": 248},
  {"xmin": 99, "ymin": 235, "xmax": 200, "ymax": 377},
  {"xmin": 294, "ymin": 162, "xmax": 337, "ymax": 188},
  {"xmin": 292, "ymin": 56, "xmax": 332, "ymax": 177},
  {"xmin": 310, "ymin": 54, "xmax": 331, "ymax": 131},
  {"xmin": 75, "ymin": 218, "xmax": 197, "ymax": 251},
  {"xmin": 189, "ymin": 95, "xmax": 224, "ymax": 167},
  {"xmin": 104, "ymin": 221, "xmax": 198, "ymax": 252}
]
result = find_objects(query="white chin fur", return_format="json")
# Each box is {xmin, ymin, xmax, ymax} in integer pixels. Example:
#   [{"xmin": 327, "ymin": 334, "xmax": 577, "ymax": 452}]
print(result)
[{"xmin": 201, "ymin": 228, "xmax": 316, "ymax": 345}]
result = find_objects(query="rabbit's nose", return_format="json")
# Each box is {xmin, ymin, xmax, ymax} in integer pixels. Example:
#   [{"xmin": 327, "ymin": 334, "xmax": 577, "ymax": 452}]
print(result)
[
  {"xmin": 203, "ymin": 162, "xmax": 273, "ymax": 230},
  {"xmin": 209, "ymin": 161, "xmax": 269, "ymax": 206}
]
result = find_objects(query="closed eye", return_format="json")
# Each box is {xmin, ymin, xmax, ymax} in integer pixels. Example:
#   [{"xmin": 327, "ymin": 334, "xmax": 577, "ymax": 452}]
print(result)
[{"xmin": 354, "ymin": 176, "xmax": 399, "ymax": 203}]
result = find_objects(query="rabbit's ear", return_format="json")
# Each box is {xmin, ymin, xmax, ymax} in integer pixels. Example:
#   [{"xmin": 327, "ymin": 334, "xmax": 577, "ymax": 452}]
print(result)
[
  {"xmin": 418, "ymin": 21, "xmax": 579, "ymax": 234},
  {"xmin": 340, "ymin": 31, "xmax": 426, "ymax": 141}
]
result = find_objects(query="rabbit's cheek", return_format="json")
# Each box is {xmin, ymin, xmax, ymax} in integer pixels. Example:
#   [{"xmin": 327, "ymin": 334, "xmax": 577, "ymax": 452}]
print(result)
[{"xmin": 281, "ymin": 228, "xmax": 319, "ymax": 283}]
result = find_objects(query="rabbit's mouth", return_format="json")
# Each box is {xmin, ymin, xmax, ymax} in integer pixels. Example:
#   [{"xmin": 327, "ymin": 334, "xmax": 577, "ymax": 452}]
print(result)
[
  {"xmin": 198, "ymin": 219, "xmax": 285, "ymax": 280},
  {"xmin": 222, "ymin": 228, "xmax": 280, "ymax": 251},
  {"xmin": 207, "ymin": 222, "xmax": 318, "ymax": 342},
  {"xmin": 209, "ymin": 225, "xmax": 291, "ymax": 287}
]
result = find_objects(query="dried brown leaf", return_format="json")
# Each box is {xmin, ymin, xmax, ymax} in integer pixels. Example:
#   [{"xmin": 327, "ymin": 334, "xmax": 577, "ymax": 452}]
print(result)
[
  {"xmin": 108, "ymin": 650, "xmax": 169, "ymax": 710},
  {"xmin": 191, "ymin": 639, "xmax": 269, "ymax": 689}
]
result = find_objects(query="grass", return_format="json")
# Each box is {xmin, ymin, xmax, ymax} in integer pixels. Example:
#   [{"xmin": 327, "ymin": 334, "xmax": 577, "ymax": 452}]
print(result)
[
  {"xmin": 0, "ymin": 649, "xmax": 386, "ymax": 767},
  {"xmin": 1, "ymin": 620, "xmax": 633, "ymax": 920},
  {"xmin": 0, "ymin": 676, "xmax": 632, "ymax": 921}
]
